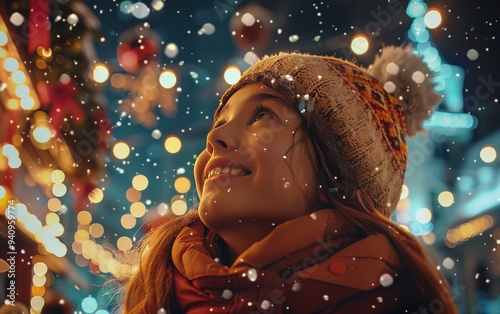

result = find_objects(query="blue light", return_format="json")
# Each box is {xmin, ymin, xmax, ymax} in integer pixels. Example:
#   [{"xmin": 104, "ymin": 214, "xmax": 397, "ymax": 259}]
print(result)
[
  {"xmin": 406, "ymin": 1, "xmax": 427, "ymax": 18},
  {"xmin": 441, "ymin": 65, "xmax": 465, "ymax": 112},
  {"xmin": 415, "ymin": 29, "xmax": 430, "ymax": 43},
  {"xmin": 82, "ymin": 296, "xmax": 98, "ymax": 313},
  {"xmin": 424, "ymin": 111, "xmax": 477, "ymax": 129}
]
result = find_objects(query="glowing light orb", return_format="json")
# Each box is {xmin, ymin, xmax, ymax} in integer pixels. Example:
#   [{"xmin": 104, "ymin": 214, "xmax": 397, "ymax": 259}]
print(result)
[
  {"xmin": 480, "ymin": 146, "xmax": 497, "ymax": 163},
  {"xmin": 113, "ymin": 142, "xmax": 131, "ymax": 160},
  {"xmin": 174, "ymin": 177, "xmax": 191, "ymax": 194},
  {"xmin": 437, "ymin": 191, "xmax": 454, "ymax": 207},
  {"xmin": 350, "ymin": 36, "xmax": 369, "ymax": 55},
  {"xmin": 424, "ymin": 9, "xmax": 442, "ymax": 29},
  {"xmin": 164, "ymin": 136, "xmax": 182, "ymax": 154},
  {"xmin": 224, "ymin": 66, "xmax": 241, "ymax": 85},
  {"xmin": 93, "ymin": 64, "xmax": 109, "ymax": 83},
  {"xmin": 159, "ymin": 70, "xmax": 176, "ymax": 89}
]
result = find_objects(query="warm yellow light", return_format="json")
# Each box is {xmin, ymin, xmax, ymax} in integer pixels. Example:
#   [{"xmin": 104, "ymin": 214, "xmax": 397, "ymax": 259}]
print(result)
[
  {"xmin": 126, "ymin": 188, "xmax": 141, "ymax": 202},
  {"xmin": 438, "ymin": 191, "xmax": 454, "ymax": 207},
  {"xmin": 400, "ymin": 184, "xmax": 409, "ymax": 199},
  {"xmin": 33, "ymin": 262, "xmax": 48, "ymax": 276},
  {"xmin": 480, "ymin": 146, "xmax": 497, "ymax": 163},
  {"xmin": 121, "ymin": 214, "xmax": 137, "ymax": 229},
  {"xmin": 50, "ymin": 170, "xmax": 65, "ymax": 183},
  {"xmin": 31, "ymin": 296, "xmax": 45, "ymax": 311},
  {"xmin": 88, "ymin": 188, "xmax": 104, "ymax": 203},
  {"xmin": 113, "ymin": 141, "xmax": 131, "ymax": 160},
  {"xmin": 52, "ymin": 183, "xmax": 67, "ymax": 197},
  {"xmin": 130, "ymin": 202, "xmax": 146, "ymax": 218},
  {"xmin": 45, "ymin": 212, "xmax": 60, "ymax": 225},
  {"xmin": 174, "ymin": 177, "xmax": 191, "ymax": 194},
  {"xmin": 117, "ymin": 236, "xmax": 133, "ymax": 251},
  {"xmin": 132, "ymin": 174, "xmax": 149, "ymax": 191},
  {"xmin": 89, "ymin": 223, "xmax": 104, "ymax": 238},
  {"xmin": 74, "ymin": 230, "xmax": 89, "ymax": 243},
  {"xmin": 32, "ymin": 274, "xmax": 47, "ymax": 287},
  {"xmin": 159, "ymin": 70, "xmax": 177, "ymax": 88},
  {"xmin": 224, "ymin": 66, "xmax": 241, "ymax": 85},
  {"xmin": 351, "ymin": 35, "xmax": 369, "ymax": 55},
  {"xmin": 6, "ymin": 99, "xmax": 19, "ymax": 110},
  {"xmin": 172, "ymin": 199, "xmax": 187, "ymax": 216},
  {"xmin": 164, "ymin": 136, "xmax": 182, "ymax": 154},
  {"xmin": 93, "ymin": 63, "xmax": 109, "ymax": 83},
  {"xmin": 47, "ymin": 198, "xmax": 62, "ymax": 212},
  {"xmin": 77, "ymin": 211, "xmax": 92, "ymax": 225},
  {"xmin": 424, "ymin": 9, "xmax": 442, "ymax": 29}
]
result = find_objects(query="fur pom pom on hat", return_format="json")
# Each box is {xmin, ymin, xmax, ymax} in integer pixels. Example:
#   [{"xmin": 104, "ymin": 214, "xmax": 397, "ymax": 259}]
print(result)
[{"xmin": 216, "ymin": 46, "xmax": 441, "ymax": 216}]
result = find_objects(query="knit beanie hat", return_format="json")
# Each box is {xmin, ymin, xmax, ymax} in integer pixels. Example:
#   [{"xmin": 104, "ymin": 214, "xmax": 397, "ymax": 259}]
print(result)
[{"xmin": 216, "ymin": 46, "xmax": 441, "ymax": 217}]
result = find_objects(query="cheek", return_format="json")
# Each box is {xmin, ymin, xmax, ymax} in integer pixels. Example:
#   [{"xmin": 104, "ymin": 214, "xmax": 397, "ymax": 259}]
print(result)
[{"xmin": 194, "ymin": 150, "xmax": 210, "ymax": 197}]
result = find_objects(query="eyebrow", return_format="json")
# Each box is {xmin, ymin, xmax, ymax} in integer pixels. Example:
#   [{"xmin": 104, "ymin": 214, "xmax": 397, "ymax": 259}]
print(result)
[{"xmin": 220, "ymin": 92, "xmax": 291, "ymax": 116}]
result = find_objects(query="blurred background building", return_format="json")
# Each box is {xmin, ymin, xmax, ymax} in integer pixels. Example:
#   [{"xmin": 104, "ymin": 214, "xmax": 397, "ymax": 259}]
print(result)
[{"xmin": 0, "ymin": 0, "xmax": 499, "ymax": 313}]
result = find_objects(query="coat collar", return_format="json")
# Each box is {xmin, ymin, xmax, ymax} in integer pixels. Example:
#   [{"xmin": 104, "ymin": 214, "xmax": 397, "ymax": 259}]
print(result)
[{"xmin": 172, "ymin": 209, "xmax": 362, "ymax": 280}]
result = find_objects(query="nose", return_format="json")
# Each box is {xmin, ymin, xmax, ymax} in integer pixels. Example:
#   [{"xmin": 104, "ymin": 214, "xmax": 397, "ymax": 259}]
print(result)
[{"xmin": 206, "ymin": 123, "xmax": 239, "ymax": 155}]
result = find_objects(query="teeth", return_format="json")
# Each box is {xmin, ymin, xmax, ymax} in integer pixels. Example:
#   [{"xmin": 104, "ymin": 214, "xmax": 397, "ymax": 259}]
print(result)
[{"xmin": 207, "ymin": 166, "xmax": 246, "ymax": 179}]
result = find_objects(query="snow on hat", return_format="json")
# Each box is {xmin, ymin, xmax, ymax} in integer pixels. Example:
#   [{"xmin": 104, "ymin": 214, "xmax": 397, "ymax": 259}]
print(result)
[{"xmin": 216, "ymin": 46, "xmax": 441, "ymax": 217}]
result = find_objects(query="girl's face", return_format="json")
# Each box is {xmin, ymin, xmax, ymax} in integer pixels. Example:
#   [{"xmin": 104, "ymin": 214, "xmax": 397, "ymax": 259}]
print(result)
[{"xmin": 194, "ymin": 83, "xmax": 322, "ymax": 230}]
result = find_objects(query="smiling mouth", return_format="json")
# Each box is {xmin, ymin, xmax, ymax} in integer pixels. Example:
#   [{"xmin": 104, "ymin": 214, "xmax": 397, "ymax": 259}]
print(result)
[{"xmin": 206, "ymin": 167, "xmax": 250, "ymax": 180}]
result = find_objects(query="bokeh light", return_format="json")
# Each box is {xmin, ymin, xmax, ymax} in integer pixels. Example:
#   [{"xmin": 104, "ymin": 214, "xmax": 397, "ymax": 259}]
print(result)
[
  {"xmin": 126, "ymin": 187, "xmax": 141, "ymax": 202},
  {"xmin": 159, "ymin": 70, "xmax": 177, "ymax": 88},
  {"xmin": 33, "ymin": 126, "xmax": 52, "ymax": 143},
  {"xmin": 174, "ymin": 177, "xmax": 191, "ymax": 194},
  {"xmin": 132, "ymin": 174, "xmax": 149, "ymax": 191},
  {"xmin": 89, "ymin": 223, "xmax": 104, "ymax": 238},
  {"xmin": 164, "ymin": 136, "xmax": 182, "ymax": 154},
  {"xmin": 172, "ymin": 199, "xmax": 187, "ymax": 216},
  {"xmin": 113, "ymin": 141, "xmax": 131, "ymax": 159},
  {"xmin": 52, "ymin": 183, "xmax": 67, "ymax": 197},
  {"xmin": 479, "ymin": 146, "xmax": 497, "ymax": 163},
  {"xmin": 400, "ymin": 184, "xmax": 409, "ymax": 199},
  {"xmin": 47, "ymin": 198, "xmax": 62, "ymax": 212},
  {"xmin": 438, "ymin": 191, "xmax": 454, "ymax": 207},
  {"xmin": 121, "ymin": 214, "xmax": 137, "ymax": 229},
  {"xmin": 33, "ymin": 262, "xmax": 48, "ymax": 276},
  {"xmin": 93, "ymin": 63, "xmax": 109, "ymax": 83},
  {"xmin": 77, "ymin": 211, "xmax": 92, "ymax": 225},
  {"xmin": 50, "ymin": 170, "xmax": 65, "ymax": 183},
  {"xmin": 31, "ymin": 296, "xmax": 45, "ymax": 311},
  {"xmin": 415, "ymin": 207, "xmax": 432, "ymax": 224},
  {"xmin": 130, "ymin": 202, "xmax": 146, "ymax": 218},
  {"xmin": 81, "ymin": 296, "xmax": 98, "ymax": 313},
  {"xmin": 424, "ymin": 9, "xmax": 442, "ymax": 29},
  {"xmin": 88, "ymin": 188, "xmax": 104, "ymax": 203},
  {"xmin": 350, "ymin": 35, "xmax": 369, "ymax": 55},
  {"xmin": 117, "ymin": 236, "xmax": 133, "ymax": 251},
  {"xmin": 223, "ymin": 66, "xmax": 241, "ymax": 85}
]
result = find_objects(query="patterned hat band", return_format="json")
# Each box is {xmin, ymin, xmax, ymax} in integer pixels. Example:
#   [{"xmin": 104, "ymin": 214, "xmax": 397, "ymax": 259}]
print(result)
[{"xmin": 216, "ymin": 47, "xmax": 440, "ymax": 216}]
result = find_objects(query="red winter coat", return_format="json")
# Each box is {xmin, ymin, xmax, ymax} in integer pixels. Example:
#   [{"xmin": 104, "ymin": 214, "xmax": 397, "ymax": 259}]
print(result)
[{"xmin": 170, "ymin": 209, "xmax": 427, "ymax": 313}]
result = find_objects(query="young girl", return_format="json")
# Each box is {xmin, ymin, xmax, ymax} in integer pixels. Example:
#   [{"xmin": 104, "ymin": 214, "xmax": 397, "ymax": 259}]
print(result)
[{"xmin": 119, "ymin": 46, "xmax": 458, "ymax": 313}]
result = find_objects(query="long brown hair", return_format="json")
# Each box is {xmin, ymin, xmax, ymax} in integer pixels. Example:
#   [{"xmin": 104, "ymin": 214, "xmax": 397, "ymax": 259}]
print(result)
[
  {"xmin": 305, "ymin": 126, "xmax": 458, "ymax": 313},
  {"xmin": 119, "ymin": 210, "xmax": 200, "ymax": 313},
  {"xmin": 119, "ymin": 106, "xmax": 458, "ymax": 314}
]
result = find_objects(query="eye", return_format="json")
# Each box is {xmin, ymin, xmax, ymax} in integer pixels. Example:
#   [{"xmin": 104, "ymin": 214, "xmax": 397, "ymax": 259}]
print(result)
[
  {"xmin": 212, "ymin": 119, "xmax": 225, "ymax": 129},
  {"xmin": 251, "ymin": 104, "xmax": 275, "ymax": 123}
]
